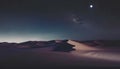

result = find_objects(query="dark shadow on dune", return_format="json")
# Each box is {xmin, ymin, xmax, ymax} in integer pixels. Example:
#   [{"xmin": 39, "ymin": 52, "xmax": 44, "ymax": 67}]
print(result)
[{"xmin": 52, "ymin": 40, "xmax": 76, "ymax": 52}]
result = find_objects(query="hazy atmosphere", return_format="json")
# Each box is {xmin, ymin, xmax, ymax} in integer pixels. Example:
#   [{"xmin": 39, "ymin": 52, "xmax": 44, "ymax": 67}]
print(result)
[
  {"xmin": 1, "ymin": 1, "xmax": 120, "ymax": 69},
  {"xmin": 0, "ymin": 0, "xmax": 120, "ymax": 42}
]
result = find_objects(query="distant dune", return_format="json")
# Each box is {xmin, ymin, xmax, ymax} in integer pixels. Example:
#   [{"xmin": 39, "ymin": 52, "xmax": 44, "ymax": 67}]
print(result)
[
  {"xmin": 0, "ymin": 39, "xmax": 120, "ymax": 50},
  {"xmin": 0, "ymin": 40, "xmax": 120, "ymax": 69}
]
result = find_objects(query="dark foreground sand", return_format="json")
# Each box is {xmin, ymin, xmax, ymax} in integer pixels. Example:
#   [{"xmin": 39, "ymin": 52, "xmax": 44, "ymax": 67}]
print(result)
[{"xmin": 0, "ymin": 47, "xmax": 120, "ymax": 69}]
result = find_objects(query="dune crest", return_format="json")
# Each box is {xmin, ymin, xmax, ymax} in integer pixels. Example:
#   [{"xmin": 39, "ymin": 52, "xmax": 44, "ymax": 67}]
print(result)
[{"xmin": 67, "ymin": 40, "xmax": 99, "ymax": 51}]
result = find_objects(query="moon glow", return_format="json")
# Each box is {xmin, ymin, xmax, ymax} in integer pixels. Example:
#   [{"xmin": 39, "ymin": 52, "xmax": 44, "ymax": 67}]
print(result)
[{"xmin": 90, "ymin": 5, "xmax": 93, "ymax": 8}]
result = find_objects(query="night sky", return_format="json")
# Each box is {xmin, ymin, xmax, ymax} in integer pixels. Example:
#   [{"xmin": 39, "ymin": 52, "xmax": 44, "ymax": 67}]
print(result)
[{"xmin": 0, "ymin": 0, "xmax": 120, "ymax": 42}]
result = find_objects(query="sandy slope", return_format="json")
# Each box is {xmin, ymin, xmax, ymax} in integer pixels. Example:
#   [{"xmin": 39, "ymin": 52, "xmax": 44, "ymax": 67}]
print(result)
[
  {"xmin": 67, "ymin": 40, "xmax": 100, "ymax": 50},
  {"xmin": 68, "ymin": 40, "xmax": 120, "ymax": 62},
  {"xmin": 0, "ymin": 48, "xmax": 120, "ymax": 68},
  {"xmin": 0, "ymin": 40, "xmax": 120, "ymax": 69}
]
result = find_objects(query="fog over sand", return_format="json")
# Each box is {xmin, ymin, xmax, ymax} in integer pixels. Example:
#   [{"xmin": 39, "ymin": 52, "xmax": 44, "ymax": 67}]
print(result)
[
  {"xmin": 68, "ymin": 40, "xmax": 120, "ymax": 62},
  {"xmin": 0, "ymin": 40, "xmax": 120, "ymax": 69}
]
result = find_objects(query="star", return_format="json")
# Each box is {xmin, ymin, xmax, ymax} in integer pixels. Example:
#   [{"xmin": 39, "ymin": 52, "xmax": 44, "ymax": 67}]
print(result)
[{"xmin": 90, "ymin": 5, "xmax": 93, "ymax": 8}]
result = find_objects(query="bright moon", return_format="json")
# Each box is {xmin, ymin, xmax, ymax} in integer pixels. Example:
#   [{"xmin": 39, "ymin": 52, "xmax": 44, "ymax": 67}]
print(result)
[{"xmin": 90, "ymin": 5, "xmax": 93, "ymax": 8}]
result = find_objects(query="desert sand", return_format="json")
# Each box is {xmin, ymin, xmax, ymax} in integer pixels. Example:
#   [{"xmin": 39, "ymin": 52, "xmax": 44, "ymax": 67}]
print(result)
[{"xmin": 0, "ymin": 40, "xmax": 120, "ymax": 69}]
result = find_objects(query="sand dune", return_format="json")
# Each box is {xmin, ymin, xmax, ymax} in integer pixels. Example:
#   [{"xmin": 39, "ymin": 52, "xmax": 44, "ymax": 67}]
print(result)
[
  {"xmin": 0, "ymin": 40, "xmax": 120, "ymax": 68},
  {"xmin": 71, "ymin": 50, "xmax": 120, "ymax": 62},
  {"xmin": 67, "ymin": 40, "xmax": 100, "ymax": 51},
  {"xmin": 67, "ymin": 40, "xmax": 120, "ymax": 62}
]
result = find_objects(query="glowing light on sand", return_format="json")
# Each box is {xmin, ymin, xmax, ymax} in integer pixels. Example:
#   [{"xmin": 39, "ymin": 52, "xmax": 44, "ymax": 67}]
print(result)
[
  {"xmin": 71, "ymin": 51, "xmax": 120, "ymax": 62},
  {"xmin": 67, "ymin": 40, "xmax": 98, "ymax": 51},
  {"xmin": 68, "ymin": 40, "xmax": 120, "ymax": 62}
]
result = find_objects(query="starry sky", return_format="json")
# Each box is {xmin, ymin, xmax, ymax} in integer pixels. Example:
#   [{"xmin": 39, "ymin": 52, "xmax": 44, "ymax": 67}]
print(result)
[{"xmin": 0, "ymin": 0, "xmax": 120, "ymax": 42}]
